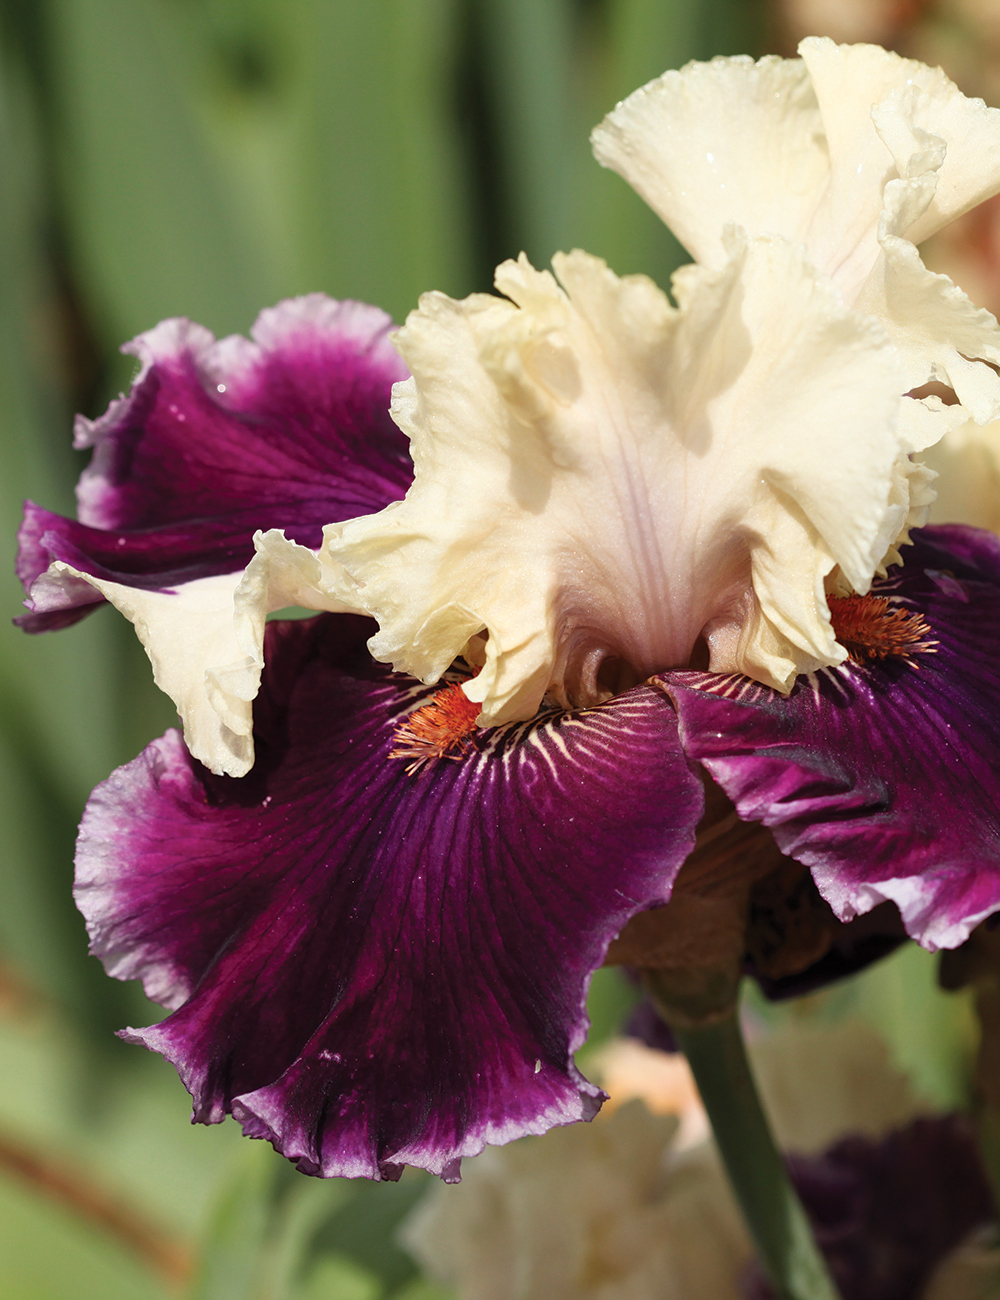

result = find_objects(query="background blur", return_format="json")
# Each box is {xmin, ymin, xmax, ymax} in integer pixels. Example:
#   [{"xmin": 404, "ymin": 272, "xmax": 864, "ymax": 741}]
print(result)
[{"xmin": 0, "ymin": 1, "xmax": 991, "ymax": 1297}]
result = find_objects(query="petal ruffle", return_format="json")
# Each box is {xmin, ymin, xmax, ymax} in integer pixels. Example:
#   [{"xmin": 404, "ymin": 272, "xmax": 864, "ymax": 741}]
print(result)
[
  {"xmin": 592, "ymin": 39, "xmax": 1000, "ymax": 289},
  {"xmin": 592, "ymin": 39, "xmax": 1000, "ymax": 425},
  {"xmin": 17, "ymin": 295, "xmax": 411, "ymax": 630},
  {"xmin": 800, "ymin": 37, "xmax": 1000, "ymax": 291},
  {"xmin": 327, "ymin": 242, "xmax": 908, "ymax": 724},
  {"xmin": 21, "ymin": 543, "xmax": 352, "ymax": 777},
  {"xmin": 663, "ymin": 526, "xmax": 1000, "ymax": 951},
  {"xmin": 921, "ymin": 415, "xmax": 1000, "ymax": 534},
  {"xmin": 591, "ymin": 52, "xmax": 826, "ymax": 271},
  {"xmin": 75, "ymin": 614, "xmax": 703, "ymax": 1179},
  {"xmin": 27, "ymin": 566, "xmax": 267, "ymax": 776}
]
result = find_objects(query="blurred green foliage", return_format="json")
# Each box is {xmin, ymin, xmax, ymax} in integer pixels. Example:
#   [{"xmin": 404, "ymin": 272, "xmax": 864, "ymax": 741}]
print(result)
[{"xmin": 5, "ymin": 3, "xmax": 977, "ymax": 1299}]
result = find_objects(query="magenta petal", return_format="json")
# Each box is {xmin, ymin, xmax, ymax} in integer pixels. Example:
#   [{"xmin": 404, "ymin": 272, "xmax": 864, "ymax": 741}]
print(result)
[
  {"xmin": 665, "ymin": 525, "xmax": 1000, "ymax": 951},
  {"xmin": 75, "ymin": 615, "xmax": 702, "ymax": 1179},
  {"xmin": 18, "ymin": 297, "xmax": 411, "ymax": 629}
]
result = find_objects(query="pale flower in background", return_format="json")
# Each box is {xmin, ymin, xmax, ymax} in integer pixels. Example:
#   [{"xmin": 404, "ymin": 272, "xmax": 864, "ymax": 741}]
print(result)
[
  {"xmin": 593, "ymin": 1037, "xmax": 710, "ymax": 1150},
  {"xmin": 402, "ymin": 1100, "xmax": 751, "ymax": 1300},
  {"xmin": 919, "ymin": 419, "xmax": 1000, "ymax": 533},
  {"xmin": 747, "ymin": 1019, "xmax": 924, "ymax": 1153},
  {"xmin": 777, "ymin": 0, "xmax": 920, "ymax": 48},
  {"xmin": 403, "ymin": 1021, "xmax": 928, "ymax": 1300}
]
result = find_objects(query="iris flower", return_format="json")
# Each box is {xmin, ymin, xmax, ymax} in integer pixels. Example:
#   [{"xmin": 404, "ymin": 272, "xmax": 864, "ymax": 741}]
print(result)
[{"xmin": 17, "ymin": 39, "xmax": 1000, "ymax": 1180}]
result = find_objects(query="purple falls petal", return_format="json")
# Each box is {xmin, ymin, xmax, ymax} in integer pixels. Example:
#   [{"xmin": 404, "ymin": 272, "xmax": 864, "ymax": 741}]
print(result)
[
  {"xmin": 18, "ymin": 296, "xmax": 411, "ymax": 629},
  {"xmin": 75, "ymin": 614, "xmax": 703, "ymax": 1180},
  {"xmin": 665, "ymin": 525, "xmax": 1000, "ymax": 952}
]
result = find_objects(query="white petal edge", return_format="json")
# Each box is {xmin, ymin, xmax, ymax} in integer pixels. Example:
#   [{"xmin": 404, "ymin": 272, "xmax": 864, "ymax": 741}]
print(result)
[
  {"xmin": 26, "ymin": 552, "xmax": 354, "ymax": 778},
  {"xmin": 816, "ymin": 869, "xmax": 998, "ymax": 953},
  {"xmin": 205, "ymin": 531, "xmax": 361, "ymax": 736},
  {"xmin": 27, "ymin": 567, "xmax": 252, "ymax": 777}
]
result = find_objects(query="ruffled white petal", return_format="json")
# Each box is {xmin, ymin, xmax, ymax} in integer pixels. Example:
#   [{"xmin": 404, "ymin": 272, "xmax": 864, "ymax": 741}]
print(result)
[
  {"xmin": 26, "ymin": 553, "xmax": 350, "ymax": 778},
  {"xmin": 856, "ymin": 186, "xmax": 1000, "ymax": 421},
  {"xmin": 863, "ymin": 63, "xmax": 1000, "ymax": 245},
  {"xmin": 591, "ymin": 54, "xmax": 827, "ymax": 271},
  {"xmin": 326, "ymin": 241, "xmax": 909, "ymax": 721},
  {"xmin": 797, "ymin": 39, "xmax": 934, "ymax": 297},
  {"xmin": 206, "ymin": 531, "xmax": 358, "ymax": 738},
  {"xmin": 594, "ymin": 39, "xmax": 1000, "ymax": 283},
  {"xmin": 920, "ymin": 416, "xmax": 1000, "ymax": 533},
  {"xmin": 27, "ymin": 568, "xmax": 252, "ymax": 776},
  {"xmin": 592, "ymin": 38, "xmax": 1000, "ymax": 424}
]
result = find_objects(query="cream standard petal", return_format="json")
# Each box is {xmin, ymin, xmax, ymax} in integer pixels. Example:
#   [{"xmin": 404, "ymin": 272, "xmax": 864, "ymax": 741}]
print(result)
[
  {"xmin": 920, "ymin": 416, "xmax": 1000, "ymax": 534},
  {"xmin": 855, "ymin": 177, "xmax": 1000, "ymax": 422},
  {"xmin": 807, "ymin": 42, "xmax": 1000, "ymax": 414},
  {"xmin": 795, "ymin": 39, "xmax": 940, "ymax": 295},
  {"xmin": 327, "ymin": 241, "xmax": 909, "ymax": 722},
  {"xmin": 802, "ymin": 37, "xmax": 1000, "ymax": 248},
  {"xmin": 593, "ymin": 39, "xmax": 1000, "ymax": 316},
  {"xmin": 591, "ymin": 54, "xmax": 828, "ymax": 270}
]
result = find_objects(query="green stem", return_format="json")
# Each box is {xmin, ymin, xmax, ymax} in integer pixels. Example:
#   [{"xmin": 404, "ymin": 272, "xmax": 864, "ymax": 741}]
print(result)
[{"xmin": 672, "ymin": 1013, "xmax": 842, "ymax": 1300}]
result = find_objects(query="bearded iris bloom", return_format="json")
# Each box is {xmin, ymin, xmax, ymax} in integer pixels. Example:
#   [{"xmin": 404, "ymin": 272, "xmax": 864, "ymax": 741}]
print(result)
[{"xmin": 17, "ymin": 39, "xmax": 1000, "ymax": 1180}]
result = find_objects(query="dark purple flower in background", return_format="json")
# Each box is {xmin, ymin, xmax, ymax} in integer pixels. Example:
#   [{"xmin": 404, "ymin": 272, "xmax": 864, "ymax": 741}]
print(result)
[{"xmin": 743, "ymin": 1115, "xmax": 995, "ymax": 1300}]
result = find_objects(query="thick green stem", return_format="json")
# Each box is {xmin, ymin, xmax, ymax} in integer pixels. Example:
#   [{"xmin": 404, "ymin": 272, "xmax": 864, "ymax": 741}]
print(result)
[{"xmin": 671, "ymin": 1013, "xmax": 842, "ymax": 1300}]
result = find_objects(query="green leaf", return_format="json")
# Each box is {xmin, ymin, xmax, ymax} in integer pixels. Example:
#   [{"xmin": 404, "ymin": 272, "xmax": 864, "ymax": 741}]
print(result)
[
  {"xmin": 186, "ymin": 1142, "xmax": 277, "ymax": 1300},
  {"xmin": 275, "ymin": 0, "xmax": 474, "ymax": 318},
  {"xmin": 49, "ymin": 0, "xmax": 277, "ymax": 343},
  {"xmin": 477, "ymin": 0, "xmax": 581, "ymax": 267},
  {"xmin": 578, "ymin": 0, "xmax": 765, "ymax": 287},
  {"xmin": 0, "ymin": 32, "xmax": 156, "ymax": 1033},
  {"xmin": 308, "ymin": 1173, "xmax": 431, "ymax": 1297},
  {"xmin": 260, "ymin": 1177, "xmax": 353, "ymax": 1300},
  {"xmin": 577, "ymin": 966, "xmax": 641, "ymax": 1071},
  {"xmin": 0, "ymin": 1168, "xmax": 170, "ymax": 1300},
  {"xmin": 392, "ymin": 1281, "xmax": 453, "ymax": 1300},
  {"xmin": 296, "ymin": 1254, "xmax": 381, "ymax": 1300}
]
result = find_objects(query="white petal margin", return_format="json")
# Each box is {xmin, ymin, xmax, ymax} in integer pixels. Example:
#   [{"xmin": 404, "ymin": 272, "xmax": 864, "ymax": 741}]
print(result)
[
  {"xmin": 593, "ymin": 38, "xmax": 1000, "ymax": 284},
  {"xmin": 816, "ymin": 871, "xmax": 999, "ymax": 954},
  {"xmin": 205, "ymin": 530, "xmax": 360, "ymax": 741},
  {"xmin": 26, "ymin": 567, "xmax": 251, "ymax": 776},
  {"xmin": 326, "ymin": 240, "xmax": 909, "ymax": 723},
  {"xmin": 26, "ymin": 553, "xmax": 353, "ymax": 778},
  {"xmin": 592, "ymin": 38, "xmax": 1000, "ymax": 414}
]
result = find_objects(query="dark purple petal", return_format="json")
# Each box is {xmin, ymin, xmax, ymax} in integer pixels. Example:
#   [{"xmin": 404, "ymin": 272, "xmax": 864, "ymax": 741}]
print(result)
[
  {"xmin": 623, "ymin": 997, "xmax": 678, "ymax": 1053},
  {"xmin": 18, "ymin": 297, "xmax": 411, "ymax": 629},
  {"xmin": 746, "ymin": 902, "xmax": 908, "ymax": 1001},
  {"xmin": 665, "ymin": 525, "xmax": 1000, "ymax": 951},
  {"xmin": 742, "ymin": 1115, "xmax": 994, "ymax": 1300},
  {"xmin": 75, "ymin": 614, "xmax": 703, "ymax": 1180}
]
